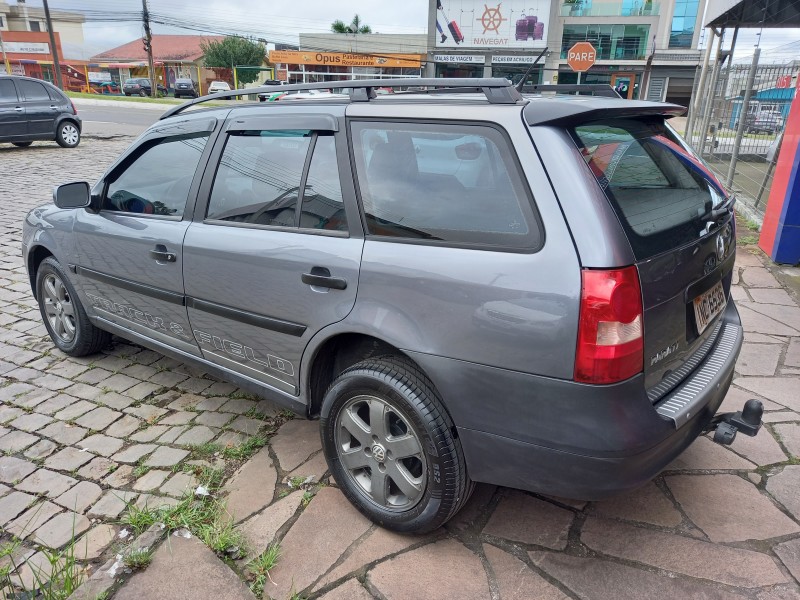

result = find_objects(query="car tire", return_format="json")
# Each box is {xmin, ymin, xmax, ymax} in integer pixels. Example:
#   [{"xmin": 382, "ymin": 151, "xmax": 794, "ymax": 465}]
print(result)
[
  {"xmin": 12, "ymin": 141, "xmax": 33, "ymax": 147},
  {"xmin": 139, "ymin": 89, "xmax": 147, "ymax": 97},
  {"xmin": 56, "ymin": 121, "xmax": 80, "ymax": 148},
  {"xmin": 36, "ymin": 257, "xmax": 110, "ymax": 357},
  {"xmin": 320, "ymin": 355, "xmax": 473, "ymax": 534}
]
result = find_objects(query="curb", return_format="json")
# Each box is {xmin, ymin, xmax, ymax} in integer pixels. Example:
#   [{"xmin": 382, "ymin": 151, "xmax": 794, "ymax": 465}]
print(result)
[{"xmin": 72, "ymin": 98, "xmax": 176, "ymax": 112}]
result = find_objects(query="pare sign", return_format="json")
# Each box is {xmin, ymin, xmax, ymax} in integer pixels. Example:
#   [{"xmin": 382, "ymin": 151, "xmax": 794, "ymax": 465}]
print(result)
[{"xmin": 567, "ymin": 42, "xmax": 597, "ymax": 72}]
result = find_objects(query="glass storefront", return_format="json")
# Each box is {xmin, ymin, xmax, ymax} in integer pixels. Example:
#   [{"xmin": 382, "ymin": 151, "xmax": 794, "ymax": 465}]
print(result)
[
  {"xmin": 669, "ymin": 0, "xmax": 699, "ymax": 48},
  {"xmin": 561, "ymin": 24, "xmax": 649, "ymax": 61},
  {"xmin": 436, "ymin": 64, "xmax": 484, "ymax": 78}
]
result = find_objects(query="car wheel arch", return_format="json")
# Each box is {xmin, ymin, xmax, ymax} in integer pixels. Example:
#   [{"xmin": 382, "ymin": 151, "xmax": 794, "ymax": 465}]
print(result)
[{"xmin": 27, "ymin": 244, "xmax": 55, "ymax": 301}]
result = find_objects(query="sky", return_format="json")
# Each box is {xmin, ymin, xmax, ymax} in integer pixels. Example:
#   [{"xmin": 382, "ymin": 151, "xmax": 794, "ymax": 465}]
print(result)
[{"xmin": 38, "ymin": 0, "xmax": 800, "ymax": 63}]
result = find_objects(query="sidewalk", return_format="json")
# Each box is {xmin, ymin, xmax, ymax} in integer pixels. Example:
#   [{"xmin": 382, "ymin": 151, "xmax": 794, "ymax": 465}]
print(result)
[{"xmin": 90, "ymin": 243, "xmax": 800, "ymax": 600}]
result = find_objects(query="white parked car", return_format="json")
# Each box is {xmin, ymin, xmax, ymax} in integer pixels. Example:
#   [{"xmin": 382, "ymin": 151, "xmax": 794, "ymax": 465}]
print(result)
[{"xmin": 207, "ymin": 81, "xmax": 232, "ymax": 95}]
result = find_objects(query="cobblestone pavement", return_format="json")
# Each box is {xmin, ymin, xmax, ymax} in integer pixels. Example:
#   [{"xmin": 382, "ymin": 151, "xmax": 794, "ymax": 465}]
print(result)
[{"xmin": 1, "ymin": 140, "xmax": 800, "ymax": 600}]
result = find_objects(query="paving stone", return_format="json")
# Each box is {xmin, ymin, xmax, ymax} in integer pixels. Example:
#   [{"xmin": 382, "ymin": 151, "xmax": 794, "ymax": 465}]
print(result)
[
  {"xmin": 6, "ymin": 500, "xmax": 62, "ymax": 539},
  {"xmin": 33, "ymin": 394, "xmax": 81, "ymax": 416},
  {"xmin": 133, "ymin": 469, "xmax": 171, "ymax": 491},
  {"xmin": 194, "ymin": 411, "xmax": 234, "ymax": 428},
  {"xmin": 749, "ymin": 287, "xmax": 797, "ymax": 306},
  {"xmin": 130, "ymin": 424, "xmax": 170, "ymax": 442},
  {"xmin": 157, "ymin": 426, "xmax": 189, "ymax": 444},
  {"xmin": 774, "ymin": 539, "xmax": 800, "ymax": 583},
  {"xmin": 44, "ymin": 447, "xmax": 95, "ymax": 472},
  {"xmin": 735, "ymin": 377, "xmax": 800, "ymax": 412},
  {"xmin": 194, "ymin": 397, "xmax": 228, "ymax": 411},
  {"xmin": 317, "ymin": 578, "xmax": 374, "ymax": 600},
  {"xmin": 121, "ymin": 362, "xmax": 158, "ymax": 380},
  {"xmin": 98, "ymin": 373, "xmax": 139, "ymax": 393},
  {"xmin": 9, "ymin": 412, "xmax": 54, "ymax": 432},
  {"xmin": 47, "ymin": 360, "xmax": 90, "ymax": 379},
  {"xmin": 253, "ymin": 399, "xmax": 280, "ymax": 417},
  {"xmin": 766, "ymin": 466, "xmax": 800, "ymax": 521},
  {"xmin": 667, "ymin": 435, "xmax": 757, "ymax": 471},
  {"xmin": 204, "ymin": 382, "xmax": 239, "ymax": 397},
  {"xmin": 52, "ymin": 400, "xmax": 97, "ymax": 422},
  {"xmin": 786, "ymin": 338, "xmax": 800, "ymax": 369},
  {"xmin": 740, "ymin": 301, "xmax": 800, "ymax": 332},
  {"xmin": 268, "ymin": 487, "xmax": 372, "ymax": 599},
  {"xmin": 239, "ymin": 492, "xmax": 304, "ymax": 560},
  {"xmin": 742, "ymin": 266, "xmax": 782, "ymax": 288},
  {"xmin": 134, "ymin": 493, "xmax": 180, "ymax": 511},
  {"xmin": 149, "ymin": 370, "xmax": 190, "ymax": 388},
  {"xmin": 17, "ymin": 469, "xmax": 77, "ymax": 498},
  {"xmin": 763, "ymin": 411, "xmax": 800, "ymax": 423},
  {"xmin": 88, "ymin": 490, "xmax": 137, "ymax": 519},
  {"xmin": 737, "ymin": 304, "xmax": 799, "ymax": 337},
  {"xmin": 667, "ymin": 474, "xmax": 800, "ymax": 542},
  {"xmin": 215, "ymin": 430, "xmax": 247, "ymax": 447},
  {"xmin": 223, "ymin": 448, "xmax": 277, "ymax": 523},
  {"xmin": 92, "ymin": 355, "xmax": 134, "ymax": 372},
  {"xmin": 144, "ymin": 446, "xmax": 190, "ymax": 468},
  {"xmin": 484, "ymin": 544, "xmax": 569, "ymax": 600},
  {"xmin": 111, "ymin": 444, "xmax": 157, "ymax": 464},
  {"xmin": 483, "ymin": 490, "xmax": 573, "ymax": 550},
  {"xmin": 288, "ymin": 451, "xmax": 329, "ymax": 484},
  {"xmin": 730, "ymin": 426, "xmax": 788, "ymax": 465},
  {"xmin": 53, "ymin": 480, "xmax": 103, "ymax": 513},
  {"xmin": 74, "ymin": 367, "xmax": 113, "ymax": 385},
  {"xmin": 95, "ymin": 392, "xmax": 137, "ymax": 410},
  {"xmin": 773, "ymin": 423, "xmax": 800, "ymax": 457},
  {"xmin": 78, "ymin": 434, "xmax": 124, "ymax": 457},
  {"xmin": 0, "ymin": 491, "xmax": 36, "ymax": 526},
  {"xmin": 736, "ymin": 342, "xmax": 782, "ymax": 376},
  {"xmin": 21, "ymin": 438, "xmax": 57, "ymax": 461},
  {"xmin": 160, "ymin": 411, "xmax": 196, "ymax": 426},
  {"xmin": 271, "ymin": 419, "xmax": 322, "ymax": 472},
  {"xmin": 581, "ymin": 517, "xmax": 787, "ymax": 587},
  {"xmin": 226, "ymin": 415, "xmax": 263, "ymax": 435},
  {"xmin": 0, "ymin": 482, "xmax": 9, "ymax": 497},
  {"xmin": 160, "ymin": 472, "xmax": 198, "ymax": 498},
  {"xmin": 0, "ymin": 429, "xmax": 39, "ymax": 452},
  {"xmin": 74, "ymin": 524, "xmax": 119, "ymax": 560},
  {"xmin": 104, "ymin": 414, "xmax": 142, "ymax": 438},
  {"xmin": 166, "ymin": 393, "xmax": 205, "ymax": 411},
  {"xmin": 103, "ymin": 464, "xmax": 135, "ymax": 488},
  {"xmin": 0, "ymin": 455, "xmax": 37, "ymax": 483},
  {"xmin": 62, "ymin": 383, "xmax": 105, "ymax": 402},
  {"xmin": 318, "ymin": 525, "xmax": 430, "ymax": 590},
  {"xmin": 10, "ymin": 550, "xmax": 64, "ymax": 590},
  {"xmin": 744, "ymin": 332, "xmax": 786, "ymax": 344},
  {"xmin": 0, "ymin": 405, "xmax": 24, "ymax": 424},
  {"xmin": 591, "ymin": 481, "xmax": 682, "ymax": 527},
  {"xmin": 114, "ymin": 534, "xmax": 256, "ymax": 600},
  {"xmin": 37, "ymin": 420, "xmax": 88, "ymax": 445},
  {"xmin": 123, "ymin": 381, "xmax": 163, "ymax": 402},
  {"xmin": 33, "ymin": 510, "xmax": 91, "ymax": 548},
  {"xmin": 219, "ymin": 399, "xmax": 256, "ymax": 415},
  {"xmin": 77, "ymin": 456, "xmax": 117, "ymax": 481},
  {"xmin": 124, "ymin": 404, "xmax": 168, "ymax": 422},
  {"xmin": 75, "ymin": 406, "xmax": 122, "ymax": 431},
  {"xmin": 369, "ymin": 539, "xmax": 489, "ymax": 600},
  {"xmin": 174, "ymin": 425, "xmax": 217, "ymax": 446},
  {"xmin": 531, "ymin": 551, "xmax": 748, "ymax": 600}
]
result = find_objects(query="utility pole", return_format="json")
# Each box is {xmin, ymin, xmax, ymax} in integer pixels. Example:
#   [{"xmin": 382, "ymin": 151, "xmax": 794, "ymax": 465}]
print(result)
[
  {"xmin": 0, "ymin": 29, "xmax": 12, "ymax": 75},
  {"xmin": 142, "ymin": 0, "xmax": 157, "ymax": 98},
  {"xmin": 42, "ymin": 0, "xmax": 63, "ymax": 90}
]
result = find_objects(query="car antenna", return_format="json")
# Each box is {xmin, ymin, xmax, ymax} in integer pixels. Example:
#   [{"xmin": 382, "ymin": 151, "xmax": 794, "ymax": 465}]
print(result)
[{"xmin": 516, "ymin": 47, "xmax": 548, "ymax": 91}]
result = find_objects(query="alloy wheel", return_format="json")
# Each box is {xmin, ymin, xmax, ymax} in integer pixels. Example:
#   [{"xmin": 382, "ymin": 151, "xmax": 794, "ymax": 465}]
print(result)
[{"xmin": 42, "ymin": 273, "xmax": 76, "ymax": 343}]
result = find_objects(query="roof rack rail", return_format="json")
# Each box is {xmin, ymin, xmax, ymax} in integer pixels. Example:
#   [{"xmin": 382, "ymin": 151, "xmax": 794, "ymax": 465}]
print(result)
[
  {"xmin": 521, "ymin": 84, "xmax": 622, "ymax": 98},
  {"xmin": 160, "ymin": 77, "xmax": 524, "ymax": 120}
]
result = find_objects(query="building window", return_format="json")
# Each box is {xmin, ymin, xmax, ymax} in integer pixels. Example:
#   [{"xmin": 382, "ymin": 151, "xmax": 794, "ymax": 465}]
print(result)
[
  {"xmin": 561, "ymin": 24, "xmax": 649, "ymax": 60},
  {"xmin": 29, "ymin": 20, "xmax": 41, "ymax": 31},
  {"xmin": 0, "ymin": 16, "xmax": 5, "ymax": 27},
  {"xmin": 669, "ymin": 0, "xmax": 699, "ymax": 48}
]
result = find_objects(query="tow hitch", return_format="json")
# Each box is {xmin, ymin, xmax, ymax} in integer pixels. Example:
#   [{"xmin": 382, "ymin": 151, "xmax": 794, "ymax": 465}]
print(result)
[{"xmin": 706, "ymin": 399, "xmax": 764, "ymax": 445}]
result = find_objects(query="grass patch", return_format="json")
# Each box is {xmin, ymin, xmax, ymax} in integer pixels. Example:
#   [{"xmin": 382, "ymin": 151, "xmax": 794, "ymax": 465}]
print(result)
[
  {"xmin": 123, "ymin": 548, "xmax": 153, "ymax": 570},
  {"xmin": 187, "ymin": 442, "xmax": 222, "ymax": 459},
  {"xmin": 0, "ymin": 535, "xmax": 85, "ymax": 600},
  {"xmin": 120, "ymin": 502, "xmax": 160, "ymax": 536},
  {"xmin": 132, "ymin": 462, "xmax": 151, "ymax": 478},
  {"xmin": 220, "ymin": 435, "xmax": 266, "ymax": 461},
  {"xmin": 745, "ymin": 218, "xmax": 761, "ymax": 232},
  {"xmin": 247, "ymin": 544, "xmax": 281, "ymax": 598},
  {"xmin": 737, "ymin": 235, "xmax": 759, "ymax": 246}
]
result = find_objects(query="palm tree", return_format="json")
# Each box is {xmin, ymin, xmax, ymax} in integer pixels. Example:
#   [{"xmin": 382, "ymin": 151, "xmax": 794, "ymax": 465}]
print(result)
[{"xmin": 331, "ymin": 14, "xmax": 372, "ymax": 34}]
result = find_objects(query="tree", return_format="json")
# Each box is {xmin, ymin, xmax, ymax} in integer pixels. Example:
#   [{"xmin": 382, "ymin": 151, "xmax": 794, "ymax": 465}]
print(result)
[
  {"xmin": 331, "ymin": 14, "xmax": 372, "ymax": 34},
  {"xmin": 200, "ymin": 36, "xmax": 266, "ymax": 86}
]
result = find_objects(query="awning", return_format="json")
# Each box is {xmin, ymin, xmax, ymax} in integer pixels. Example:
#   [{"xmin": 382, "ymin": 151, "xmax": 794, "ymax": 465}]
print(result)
[{"xmin": 705, "ymin": 0, "xmax": 800, "ymax": 27}]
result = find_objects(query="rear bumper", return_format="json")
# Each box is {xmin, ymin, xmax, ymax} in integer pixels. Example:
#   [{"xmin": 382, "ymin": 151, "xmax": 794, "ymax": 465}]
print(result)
[{"xmin": 407, "ymin": 301, "xmax": 742, "ymax": 499}]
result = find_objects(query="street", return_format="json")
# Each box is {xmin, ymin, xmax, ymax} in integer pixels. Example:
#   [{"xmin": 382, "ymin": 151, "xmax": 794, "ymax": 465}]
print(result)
[
  {"xmin": 1, "ymin": 137, "xmax": 799, "ymax": 599},
  {"xmin": 73, "ymin": 100, "xmax": 164, "ymax": 138}
]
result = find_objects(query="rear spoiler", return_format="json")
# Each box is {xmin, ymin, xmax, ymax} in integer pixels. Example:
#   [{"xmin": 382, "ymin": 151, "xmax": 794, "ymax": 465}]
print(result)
[{"xmin": 524, "ymin": 100, "xmax": 686, "ymax": 127}]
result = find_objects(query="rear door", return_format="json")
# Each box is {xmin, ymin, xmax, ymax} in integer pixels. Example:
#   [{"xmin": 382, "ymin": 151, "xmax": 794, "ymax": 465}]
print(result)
[
  {"xmin": 570, "ymin": 117, "xmax": 735, "ymax": 399},
  {"xmin": 182, "ymin": 108, "xmax": 362, "ymax": 395},
  {"xmin": 17, "ymin": 79, "xmax": 56, "ymax": 136},
  {"xmin": 0, "ymin": 78, "xmax": 26, "ymax": 139}
]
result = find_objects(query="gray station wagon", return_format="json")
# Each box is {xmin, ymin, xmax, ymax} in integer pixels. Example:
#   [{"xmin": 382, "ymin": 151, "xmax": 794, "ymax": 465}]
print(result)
[{"xmin": 22, "ymin": 79, "xmax": 762, "ymax": 533}]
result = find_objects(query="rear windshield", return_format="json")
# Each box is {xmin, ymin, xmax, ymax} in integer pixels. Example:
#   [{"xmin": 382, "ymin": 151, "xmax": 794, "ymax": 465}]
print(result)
[{"xmin": 571, "ymin": 118, "xmax": 727, "ymax": 260}]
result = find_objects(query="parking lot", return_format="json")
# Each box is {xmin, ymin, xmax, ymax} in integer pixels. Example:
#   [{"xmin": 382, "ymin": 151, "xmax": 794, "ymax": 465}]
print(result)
[{"xmin": 1, "ymin": 135, "xmax": 800, "ymax": 599}]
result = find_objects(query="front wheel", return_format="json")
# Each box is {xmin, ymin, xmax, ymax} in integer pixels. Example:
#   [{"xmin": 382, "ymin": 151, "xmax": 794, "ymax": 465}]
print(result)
[
  {"xmin": 320, "ymin": 356, "xmax": 472, "ymax": 534},
  {"xmin": 36, "ymin": 257, "xmax": 110, "ymax": 356},
  {"xmin": 56, "ymin": 121, "xmax": 80, "ymax": 148}
]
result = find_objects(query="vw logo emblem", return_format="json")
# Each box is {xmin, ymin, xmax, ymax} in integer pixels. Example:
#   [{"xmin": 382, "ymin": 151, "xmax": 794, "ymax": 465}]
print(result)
[
  {"xmin": 371, "ymin": 444, "xmax": 386, "ymax": 462},
  {"xmin": 716, "ymin": 233, "xmax": 726, "ymax": 261}
]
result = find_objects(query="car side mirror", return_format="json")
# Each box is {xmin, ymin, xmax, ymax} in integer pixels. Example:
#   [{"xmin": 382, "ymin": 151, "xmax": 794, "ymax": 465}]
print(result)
[{"xmin": 53, "ymin": 181, "xmax": 91, "ymax": 209}]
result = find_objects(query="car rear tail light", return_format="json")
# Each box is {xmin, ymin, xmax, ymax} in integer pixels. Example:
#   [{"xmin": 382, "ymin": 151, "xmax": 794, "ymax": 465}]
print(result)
[
  {"xmin": 574, "ymin": 266, "xmax": 643, "ymax": 384},
  {"xmin": 70, "ymin": 100, "xmax": 77, "ymax": 115}
]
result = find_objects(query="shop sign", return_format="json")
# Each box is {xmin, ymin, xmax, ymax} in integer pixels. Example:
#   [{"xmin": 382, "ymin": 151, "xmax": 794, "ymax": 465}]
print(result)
[
  {"xmin": 492, "ymin": 55, "xmax": 539, "ymax": 64},
  {"xmin": 88, "ymin": 71, "xmax": 112, "ymax": 83},
  {"xmin": 5, "ymin": 41, "xmax": 50, "ymax": 54},
  {"xmin": 269, "ymin": 50, "xmax": 421, "ymax": 68},
  {"xmin": 435, "ymin": 0, "xmax": 551, "ymax": 49},
  {"xmin": 433, "ymin": 54, "xmax": 484, "ymax": 64}
]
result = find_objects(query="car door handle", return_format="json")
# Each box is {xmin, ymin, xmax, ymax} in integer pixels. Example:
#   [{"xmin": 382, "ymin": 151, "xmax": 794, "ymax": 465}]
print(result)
[
  {"xmin": 49, "ymin": 105, "xmax": 59, "ymax": 110},
  {"xmin": 149, "ymin": 245, "xmax": 176, "ymax": 262},
  {"xmin": 302, "ymin": 268, "xmax": 347, "ymax": 290},
  {"xmin": 14, "ymin": 107, "xmax": 24, "ymax": 112}
]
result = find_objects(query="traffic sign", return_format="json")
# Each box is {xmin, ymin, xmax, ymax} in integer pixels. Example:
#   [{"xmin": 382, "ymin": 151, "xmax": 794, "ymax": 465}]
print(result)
[{"xmin": 567, "ymin": 42, "xmax": 596, "ymax": 72}]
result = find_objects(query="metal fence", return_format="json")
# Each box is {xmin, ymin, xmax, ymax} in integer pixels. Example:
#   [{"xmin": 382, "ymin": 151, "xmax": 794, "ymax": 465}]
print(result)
[{"xmin": 684, "ymin": 55, "xmax": 796, "ymax": 217}]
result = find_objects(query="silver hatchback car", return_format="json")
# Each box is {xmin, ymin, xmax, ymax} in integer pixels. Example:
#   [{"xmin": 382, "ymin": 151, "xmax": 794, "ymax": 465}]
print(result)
[{"xmin": 22, "ymin": 79, "xmax": 760, "ymax": 533}]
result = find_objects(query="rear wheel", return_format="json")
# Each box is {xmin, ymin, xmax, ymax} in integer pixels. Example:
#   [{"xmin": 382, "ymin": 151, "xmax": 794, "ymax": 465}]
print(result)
[
  {"xmin": 56, "ymin": 121, "xmax": 80, "ymax": 148},
  {"xmin": 36, "ymin": 257, "xmax": 110, "ymax": 356},
  {"xmin": 139, "ymin": 89, "xmax": 147, "ymax": 97},
  {"xmin": 320, "ymin": 356, "xmax": 472, "ymax": 533},
  {"xmin": 12, "ymin": 141, "xmax": 33, "ymax": 148}
]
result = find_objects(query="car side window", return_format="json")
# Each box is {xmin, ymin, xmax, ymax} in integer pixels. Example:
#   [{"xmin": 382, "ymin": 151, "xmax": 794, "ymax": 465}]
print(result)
[
  {"xmin": 0, "ymin": 79, "xmax": 17, "ymax": 101},
  {"xmin": 299, "ymin": 134, "xmax": 347, "ymax": 231},
  {"xmin": 351, "ymin": 122, "xmax": 540, "ymax": 249},
  {"xmin": 104, "ymin": 133, "xmax": 210, "ymax": 217},
  {"xmin": 18, "ymin": 80, "xmax": 49, "ymax": 102}
]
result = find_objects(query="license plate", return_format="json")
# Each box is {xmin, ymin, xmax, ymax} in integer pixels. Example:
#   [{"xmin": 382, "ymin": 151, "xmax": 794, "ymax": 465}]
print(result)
[{"xmin": 693, "ymin": 281, "xmax": 726, "ymax": 335}]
